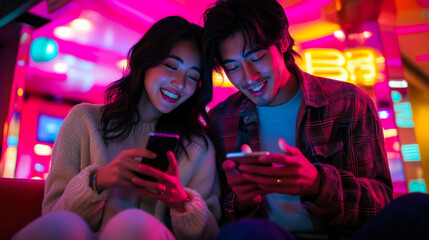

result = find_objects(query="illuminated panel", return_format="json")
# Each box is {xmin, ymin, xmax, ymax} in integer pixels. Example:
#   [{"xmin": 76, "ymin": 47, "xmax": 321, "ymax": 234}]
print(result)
[
  {"xmin": 344, "ymin": 49, "xmax": 376, "ymax": 86},
  {"xmin": 302, "ymin": 48, "xmax": 379, "ymax": 86},
  {"xmin": 303, "ymin": 49, "xmax": 348, "ymax": 81},
  {"xmin": 393, "ymin": 102, "xmax": 414, "ymax": 128},
  {"xmin": 409, "ymin": 178, "xmax": 427, "ymax": 193},
  {"xmin": 34, "ymin": 144, "xmax": 53, "ymax": 156},
  {"xmin": 401, "ymin": 144, "xmax": 421, "ymax": 162}
]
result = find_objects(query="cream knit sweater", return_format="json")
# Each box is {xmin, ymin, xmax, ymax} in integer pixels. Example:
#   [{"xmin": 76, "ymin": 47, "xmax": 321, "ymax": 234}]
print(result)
[{"xmin": 42, "ymin": 103, "xmax": 221, "ymax": 240}]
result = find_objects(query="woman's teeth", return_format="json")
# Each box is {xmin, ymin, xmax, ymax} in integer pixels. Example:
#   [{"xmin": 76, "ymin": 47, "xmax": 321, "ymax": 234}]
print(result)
[{"xmin": 161, "ymin": 88, "xmax": 178, "ymax": 99}]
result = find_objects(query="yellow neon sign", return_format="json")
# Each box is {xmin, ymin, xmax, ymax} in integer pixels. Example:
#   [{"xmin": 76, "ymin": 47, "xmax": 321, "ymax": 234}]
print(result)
[{"xmin": 303, "ymin": 48, "xmax": 379, "ymax": 86}]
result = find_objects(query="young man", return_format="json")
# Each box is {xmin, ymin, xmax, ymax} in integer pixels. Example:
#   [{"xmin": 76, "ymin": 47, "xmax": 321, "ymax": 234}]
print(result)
[{"xmin": 203, "ymin": 0, "xmax": 393, "ymax": 238}]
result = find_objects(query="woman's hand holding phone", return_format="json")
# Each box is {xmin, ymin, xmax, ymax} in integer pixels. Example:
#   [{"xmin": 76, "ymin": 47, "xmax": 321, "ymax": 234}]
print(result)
[
  {"xmin": 96, "ymin": 148, "xmax": 157, "ymax": 192},
  {"xmin": 132, "ymin": 151, "xmax": 189, "ymax": 212}
]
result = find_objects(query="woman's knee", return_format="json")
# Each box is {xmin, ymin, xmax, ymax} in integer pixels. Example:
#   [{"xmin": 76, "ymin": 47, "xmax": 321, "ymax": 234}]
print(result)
[
  {"xmin": 99, "ymin": 209, "xmax": 174, "ymax": 240},
  {"xmin": 13, "ymin": 211, "xmax": 93, "ymax": 240}
]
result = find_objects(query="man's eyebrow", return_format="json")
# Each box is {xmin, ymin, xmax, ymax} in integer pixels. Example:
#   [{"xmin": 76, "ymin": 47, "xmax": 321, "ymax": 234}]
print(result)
[
  {"xmin": 243, "ymin": 48, "xmax": 263, "ymax": 57},
  {"xmin": 220, "ymin": 48, "xmax": 264, "ymax": 64},
  {"xmin": 166, "ymin": 55, "xmax": 201, "ymax": 72}
]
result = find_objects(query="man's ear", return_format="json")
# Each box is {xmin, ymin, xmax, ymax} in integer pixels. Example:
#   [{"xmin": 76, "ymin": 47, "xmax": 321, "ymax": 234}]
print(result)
[{"xmin": 280, "ymin": 36, "xmax": 289, "ymax": 53}]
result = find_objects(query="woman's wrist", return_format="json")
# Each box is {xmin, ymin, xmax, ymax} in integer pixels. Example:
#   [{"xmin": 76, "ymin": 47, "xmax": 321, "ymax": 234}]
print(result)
[
  {"xmin": 171, "ymin": 193, "xmax": 192, "ymax": 213},
  {"xmin": 89, "ymin": 171, "xmax": 101, "ymax": 193}
]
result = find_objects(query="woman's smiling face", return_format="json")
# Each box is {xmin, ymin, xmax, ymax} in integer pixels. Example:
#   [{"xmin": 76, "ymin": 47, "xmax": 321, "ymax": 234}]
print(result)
[{"xmin": 142, "ymin": 39, "xmax": 201, "ymax": 118}]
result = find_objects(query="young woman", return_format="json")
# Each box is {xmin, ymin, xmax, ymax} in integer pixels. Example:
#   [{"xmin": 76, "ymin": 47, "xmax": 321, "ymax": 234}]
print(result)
[{"xmin": 14, "ymin": 16, "xmax": 220, "ymax": 240}]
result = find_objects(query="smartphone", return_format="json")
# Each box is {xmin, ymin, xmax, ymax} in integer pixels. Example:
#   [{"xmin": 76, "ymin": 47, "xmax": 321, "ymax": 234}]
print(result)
[
  {"xmin": 226, "ymin": 151, "xmax": 270, "ymax": 164},
  {"xmin": 138, "ymin": 132, "xmax": 180, "ymax": 181}
]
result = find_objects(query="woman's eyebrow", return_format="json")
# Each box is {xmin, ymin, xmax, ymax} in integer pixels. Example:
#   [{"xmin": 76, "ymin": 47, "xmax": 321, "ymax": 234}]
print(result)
[
  {"xmin": 166, "ymin": 54, "xmax": 201, "ymax": 72},
  {"xmin": 166, "ymin": 55, "xmax": 183, "ymax": 64}
]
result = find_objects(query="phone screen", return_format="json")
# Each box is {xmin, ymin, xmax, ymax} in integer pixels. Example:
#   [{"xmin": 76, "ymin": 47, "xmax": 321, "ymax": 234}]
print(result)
[
  {"xmin": 138, "ymin": 132, "xmax": 180, "ymax": 181},
  {"xmin": 226, "ymin": 151, "xmax": 270, "ymax": 164}
]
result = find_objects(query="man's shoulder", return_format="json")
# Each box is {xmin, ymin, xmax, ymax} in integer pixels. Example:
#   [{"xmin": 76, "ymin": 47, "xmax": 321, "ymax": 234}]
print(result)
[{"xmin": 305, "ymin": 72, "xmax": 369, "ymax": 100}]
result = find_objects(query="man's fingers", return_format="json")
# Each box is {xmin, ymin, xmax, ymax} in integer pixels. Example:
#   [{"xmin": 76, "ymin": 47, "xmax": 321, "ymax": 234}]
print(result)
[{"xmin": 241, "ymin": 144, "xmax": 252, "ymax": 153}]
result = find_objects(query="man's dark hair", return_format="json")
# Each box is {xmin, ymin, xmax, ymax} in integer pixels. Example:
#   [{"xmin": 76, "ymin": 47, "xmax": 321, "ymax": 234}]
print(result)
[{"xmin": 203, "ymin": 0, "xmax": 299, "ymax": 73}]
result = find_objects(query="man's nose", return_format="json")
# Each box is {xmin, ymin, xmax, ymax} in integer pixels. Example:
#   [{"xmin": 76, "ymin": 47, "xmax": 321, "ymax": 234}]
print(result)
[{"xmin": 242, "ymin": 61, "xmax": 260, "ymax": 84}]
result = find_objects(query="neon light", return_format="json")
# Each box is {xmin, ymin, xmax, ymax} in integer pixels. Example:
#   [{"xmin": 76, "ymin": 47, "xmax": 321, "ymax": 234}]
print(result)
[
  {"xmin": 303, "ymin": 48, "xmax": 378, "ymax": 85},
  {"xmin": 117, "ymin": 59, "xmax": 128, "ymax": 70},
  {"xmin": 3, "ymin": 123, "xmax": 8, "ymax": 138},
  {"xmin": 17, "ymin": 88, "xmax": 23, "ymax": 97},
  {"xmin": 34, "ymin": 144, "xmax": 52, "ymax": 156},
  {"xmin": 394, "ymin": 102, "xmax": 414, "ymax": 128},
  {"xmin": 34, "ymin": 163, "xmax": 45, "ymax": 172},
  {"xmin": 383, "ymin": 129, "xmax": 398, "ymax": 138},
  {"xmin": 304, "ymin": 49, "xmax": 348, "ymax": 82},
  {"xmin": 389, "ymin": 80, "xmax": 408, "ymax": 88},
  {"xmin": 408, "ymin": 178, "xmax": 427, "ymax": 193},
  {"xmin": 333, "ymin": 30, "xmax": 345, "ymax": 40},
  {"xmin": 378, "ymin": 110, "xmax": 390, "ymax": 119},
  {"xmin": 54, "ymin": 63, "xmax": 68, "ymax": 73},
  {"xmin": 3, "ymin": 147, "xmax": 17, "ymax": 178},
  {"xmin": 7, "ymin": 136, "xmax": 18, "ymax": 146},
  {"xmin": 362, "ymin": 31, "xmax": 372, "ymax": 39},
  {"xmin": 70, "ymin": 18, "xmax": 93, "ymax": 32},
  {"xmin": 30, "ymin": 37, "xmax": 58, "ymax": 62},
  {"xmin": 401, "ymin": 144, "xmax": 421, "ymax": 162},
  {"xmin": 54, "ymin": 26, "xmax": 74, "ymax": 40},
  {"xmin": 345, "ymin": 49, "xmax": 376, "ymax": 86},
  {"xmin": 391, "ymin": 90, "xmax": 402, "ymax": 103},
  {"xmin": 393, "ymin": 142, "xmax": 401, "ymax": 151}
]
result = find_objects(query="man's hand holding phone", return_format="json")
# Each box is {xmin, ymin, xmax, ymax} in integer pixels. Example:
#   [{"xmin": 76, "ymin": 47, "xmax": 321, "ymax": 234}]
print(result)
[
  {"xmin": 233, "ymin": 139, "xmax": 321, "ymax": 197},
  {"xmin": 222, "ymin": 145, "xmax": 267, "ymax": 207}
]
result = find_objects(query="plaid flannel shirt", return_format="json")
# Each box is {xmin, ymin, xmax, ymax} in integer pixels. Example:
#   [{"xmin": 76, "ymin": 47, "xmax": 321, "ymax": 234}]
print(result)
[{"xmin": 207, "ymin": 65, "xmax": 393, "ymax": 238}]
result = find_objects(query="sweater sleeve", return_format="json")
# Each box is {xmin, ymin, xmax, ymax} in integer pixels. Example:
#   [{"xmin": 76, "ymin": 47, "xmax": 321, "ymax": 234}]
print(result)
[
  {"xmin": 169, "ymin": 137, "xmax": 221, "ymax": 240},
  {"xmin": 42, "ymin": 104, "xmax": 107, "ymax": 231}
]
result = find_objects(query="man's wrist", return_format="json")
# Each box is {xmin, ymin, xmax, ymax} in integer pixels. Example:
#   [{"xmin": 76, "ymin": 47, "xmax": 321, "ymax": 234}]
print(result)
[{"xmin": 304, "ymin": 169, "xmax": 322, "ymax": 199}]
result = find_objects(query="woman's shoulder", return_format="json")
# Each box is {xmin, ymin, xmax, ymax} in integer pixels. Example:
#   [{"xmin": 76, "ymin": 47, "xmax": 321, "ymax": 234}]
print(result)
[
  {"xmin": 63, "ymin": 103, "xmax": 104, "ymax": 129},
  {"xmin": 67, "ymin": 103, "xmax": 103, "ymax": 119}
]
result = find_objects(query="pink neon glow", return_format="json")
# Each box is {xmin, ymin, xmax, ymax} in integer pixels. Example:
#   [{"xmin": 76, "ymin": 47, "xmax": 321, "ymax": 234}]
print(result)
[
  {"xmin": 285, "ymin": 0, "xmax": 334, "ymax": 24},
  {"xmin": 416, "ymin": 54, "xmax": 429, "ymax": 61},
  {"xmin": 395, "ymin": 24, "xmax": 429, "ymax": 35}
]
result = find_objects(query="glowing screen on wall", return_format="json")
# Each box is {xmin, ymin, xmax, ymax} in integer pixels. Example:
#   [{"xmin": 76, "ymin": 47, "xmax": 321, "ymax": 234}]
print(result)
[{"xmin": 37, "ymin": 114, "xmax": 64, "ymax": 143}]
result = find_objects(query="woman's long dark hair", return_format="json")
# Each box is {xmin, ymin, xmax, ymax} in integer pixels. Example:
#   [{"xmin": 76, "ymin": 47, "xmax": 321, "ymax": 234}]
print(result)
[{"xmin": 101, "ymin": 16, "xmax": 212, "ymax": 156}]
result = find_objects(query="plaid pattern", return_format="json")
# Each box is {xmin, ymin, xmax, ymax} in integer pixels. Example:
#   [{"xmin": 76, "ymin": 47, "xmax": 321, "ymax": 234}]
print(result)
[{"xmin": 207, "ymin": 65, "xmax": 393, "ymax": 238}]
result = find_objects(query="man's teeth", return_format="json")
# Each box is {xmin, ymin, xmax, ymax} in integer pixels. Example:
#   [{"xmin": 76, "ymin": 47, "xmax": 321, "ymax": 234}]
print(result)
[
  {"xmin": 161, "ymin": 88, "xmax": 178, "ymax": 99},
  {"xmin": 251, "ymin": 82, "xmax": 265, "ymax": 92}
]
